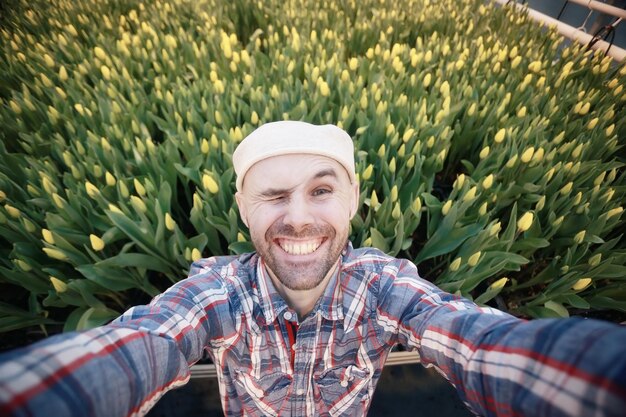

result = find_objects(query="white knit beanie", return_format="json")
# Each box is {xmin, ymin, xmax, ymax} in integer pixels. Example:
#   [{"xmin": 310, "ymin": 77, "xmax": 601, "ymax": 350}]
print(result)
[{"xmin": 232, "ymin": 121, "xmax": 356, "ymax": 191}]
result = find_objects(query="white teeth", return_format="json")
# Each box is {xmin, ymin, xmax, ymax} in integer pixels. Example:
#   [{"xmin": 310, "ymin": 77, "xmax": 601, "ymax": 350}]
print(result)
[{"xmin": 280, "ymin": 240, "xmax": 321, "ymax": 255}]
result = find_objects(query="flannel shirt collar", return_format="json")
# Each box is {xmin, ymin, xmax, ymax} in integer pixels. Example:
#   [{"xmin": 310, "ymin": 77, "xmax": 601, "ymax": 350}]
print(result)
[{"xmin": 253, "ymin": 243, "xmax": 363, "ymax": 327}]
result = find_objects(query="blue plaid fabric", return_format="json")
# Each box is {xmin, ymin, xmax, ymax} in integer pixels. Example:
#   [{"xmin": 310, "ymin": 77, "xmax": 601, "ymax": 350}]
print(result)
[{"xmin": 1, "ymin": 243, "xmax": 625, "ymax": 416}]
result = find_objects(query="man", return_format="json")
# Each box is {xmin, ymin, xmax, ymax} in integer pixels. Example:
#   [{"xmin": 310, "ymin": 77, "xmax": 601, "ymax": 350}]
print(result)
[{"xmin": 1, "ymin": 120, "xmax": 625, "ymax": 417}]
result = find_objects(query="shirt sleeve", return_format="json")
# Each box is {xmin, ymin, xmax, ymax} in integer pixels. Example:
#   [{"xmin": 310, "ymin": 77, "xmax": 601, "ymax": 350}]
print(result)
[
  {"xmin": 0, "ymin": 260, "xmax": 230, "ymax": 417},
  {"xmin": 378, "ymin": 258, "xmax": 626, "ymax": 417}
]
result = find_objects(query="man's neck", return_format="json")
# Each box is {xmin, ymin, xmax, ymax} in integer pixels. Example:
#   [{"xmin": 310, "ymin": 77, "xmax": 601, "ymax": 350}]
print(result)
[{"xmin": 266, "ymin": 260, "xmax": 339, "ymax": 320}]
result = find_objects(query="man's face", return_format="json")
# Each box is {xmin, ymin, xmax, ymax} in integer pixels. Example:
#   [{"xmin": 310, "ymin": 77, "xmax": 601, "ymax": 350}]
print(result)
[{"xmin": 235, "ymin": 154, "xmax": 359, "ymax": 291}]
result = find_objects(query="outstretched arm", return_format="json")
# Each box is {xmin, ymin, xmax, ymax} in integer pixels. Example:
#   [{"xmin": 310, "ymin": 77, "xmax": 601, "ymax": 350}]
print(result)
[
  {"xmin": 381, "ymin": 259, "xmax": 626, "ymax": 417},
  {"xmin": 0, "ymin": 260, "xmax": 229, "ymax": 417}
]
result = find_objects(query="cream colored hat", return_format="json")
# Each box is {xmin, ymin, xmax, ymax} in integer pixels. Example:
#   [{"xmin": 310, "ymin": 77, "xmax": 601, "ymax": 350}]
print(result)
[{"xmin": 232, "ymin": 121, "xmax": 356, "ymax": 191}]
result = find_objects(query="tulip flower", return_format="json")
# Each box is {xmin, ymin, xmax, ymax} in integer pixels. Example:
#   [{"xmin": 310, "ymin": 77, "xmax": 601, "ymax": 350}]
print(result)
[
  {"xmin": 90, "ymin": 234, "xmax": 105, "ymax": 251},
  {"xmin": 517, "ymin": 212, "xmax": 533, "ymax": 232},
  {"xmin": 449, "ymin": 257, "xmax": 461, "ymax": 271}
]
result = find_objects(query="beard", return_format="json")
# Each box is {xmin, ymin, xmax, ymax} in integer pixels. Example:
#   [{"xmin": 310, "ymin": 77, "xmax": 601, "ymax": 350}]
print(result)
[{"xmin": 252, "ymin": 222, "xmax": 348, "ymax": 291}]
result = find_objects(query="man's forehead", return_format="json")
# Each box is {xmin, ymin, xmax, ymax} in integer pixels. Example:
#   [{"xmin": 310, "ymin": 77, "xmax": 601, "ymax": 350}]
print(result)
[{"xmin": 243, "ymin": 153, "xmax": 350, "ymax": 190}]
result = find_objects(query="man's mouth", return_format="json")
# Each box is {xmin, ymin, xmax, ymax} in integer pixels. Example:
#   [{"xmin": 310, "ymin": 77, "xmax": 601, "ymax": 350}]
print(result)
[{"xmin": 277, "ymin": 238, "xmax": 324, "ymax": 255}]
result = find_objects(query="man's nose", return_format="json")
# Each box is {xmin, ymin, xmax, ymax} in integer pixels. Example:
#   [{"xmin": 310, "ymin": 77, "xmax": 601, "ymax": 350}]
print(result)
[{"xmin": 282, "ymin": 194, "xmax": 315, "ymax": 231}]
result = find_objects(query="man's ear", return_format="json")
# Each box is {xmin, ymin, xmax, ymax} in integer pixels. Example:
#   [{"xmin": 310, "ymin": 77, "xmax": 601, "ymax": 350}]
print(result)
[
  {"xmin": 235, "ymin": 191, "xmax": 249, "ymax": 227},
  {"xmin": 349, "ymin": 181, "xmax": 360, "ymax": 219}
]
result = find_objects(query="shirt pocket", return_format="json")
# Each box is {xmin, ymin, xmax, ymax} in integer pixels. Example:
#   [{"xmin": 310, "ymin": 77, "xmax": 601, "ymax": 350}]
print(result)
[
  {"xmin": 314, "ymin": 364, "xmax": 372, "ymax": 417},
  {"xmin": 233, "ymin": 369, "xmax": 292, "ymax": 417}
]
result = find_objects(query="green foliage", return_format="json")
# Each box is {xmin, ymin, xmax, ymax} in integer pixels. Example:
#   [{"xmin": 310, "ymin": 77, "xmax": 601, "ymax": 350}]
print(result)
[{"xmin": 1, "ymin": 0, "xmax": 625, "ymax": 342}]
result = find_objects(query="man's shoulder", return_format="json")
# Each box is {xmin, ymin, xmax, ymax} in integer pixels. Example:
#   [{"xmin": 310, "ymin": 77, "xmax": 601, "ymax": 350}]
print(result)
[
  {"xmin": 187, "ymin": 252, "xmax": 258, "ymax": 284},
  {"xmin": 343, "ymin": 244, "xmax": 414, "ymax": 273}
]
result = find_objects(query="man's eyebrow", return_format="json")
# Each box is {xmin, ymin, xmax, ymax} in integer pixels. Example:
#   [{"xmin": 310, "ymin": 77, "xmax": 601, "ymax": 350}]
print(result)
[
  {"xmin": 313, "ymin": 168, "xmax": 338, "ymax": 180},
  {"xmin": 258, "ymin": 169, "xmax": 338, "ymax": 197},
  {"xmin": 260, "ymin": 187, "xmax": 293, "ymax": 198}
]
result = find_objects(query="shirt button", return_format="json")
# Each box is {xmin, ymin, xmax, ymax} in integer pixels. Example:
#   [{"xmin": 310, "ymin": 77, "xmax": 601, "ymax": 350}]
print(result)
[
  {"xmin": 283, "ymin": 311, "xmax": 293, "ymax": 320},
  {"xmin": 340, "ymin": 380, "xmax": 348, "ymax": 387},
  {"xmin": 291, "ymin": 344, "xmax": 296, "ymax": 352},
  {"xmin": 296, "ymin": 388, "xmax": 305, "ymax": 396}
]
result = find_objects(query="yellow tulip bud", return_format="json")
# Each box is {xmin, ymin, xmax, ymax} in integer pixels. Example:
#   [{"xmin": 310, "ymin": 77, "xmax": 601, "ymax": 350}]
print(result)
[
  {"xmin": 94, "ymin": 46, "xmax": 107, "ymax": 60},
  {"xmin": 467, "ymin": 103, "xmax": 477, "ymax": 116},
  {"xmin": 4, "ymin": 204, "xmax": 20, "ymax": 218},
  {"xmin": 319, "ymin": 81, "xmax": 330, "ymax": 97},
  {"xmin": 392, "ymin": 203, "xmax": 401, "ymax": 220},
  {"xmin": 16, "ymin": 259, "xmax": 32, "ymax": 272},
  {"xmin": 349, "ymin": 57, "xmax": 358, "ymax": 71},
  {"xmin": 520, "ymin": 147, "xmax": 535, "ymax": 163},
  {"xmin": 517, "ymin": 211, "xmax": 533, "ymax": 232},
  {"xmin": 478, "ymin": 202, "xmax": 488, "ymax": 216},
  {"xmin": 362, "ymin": 164, "xmax": 374, "ymax": 181},
  {"xmin": 553, "ymin": 215, "xmax": 564, "ymax": 228},
  {"xmin": 133, "ymin": 178, "xmax": 146, "ymax": 196},
  {"xmin": 360, "ymin": 93, "xmax": 368, "ymax": 110},
  {"xmin": 423, "ymin": 73, "xmax": 432, "ymax": 88},
  {"xmin": 130, "ymin": 196, "xmax": 147, "ymax": 214},
  {"xmin": 606, "ymin": 207, "xmax": 623, "ymax": 219},
  {"xmin": 90, "ymin": 234, "xmax": 105, "ymax": 251},
  {"xmin": 536, "ymin": 195, "xmax": 546, "ymax": 211},
  {"xmin": 100, "ymin": 65, "xmax": 111, "ymax": 80},
  {"xmin": 479, "ymin": 146, "xmax": 490, "ymax": 160},
  {"xmin": 489, "ymin": 277, "xmax": 508, "ymax": 290},
  {"xmin": 59, "ymin": 65, "xmax": 68, "ymax": 81},
  {"xmin": 553, "ymin": 131, "xmax": 565, "ymax": 144},
  {"xmin": 463, "ymin": 186, "xmax": 477, "ymax": 201},
  {"xmin": 389, "ymin": 157, "xmax": 397, "ymax": 173},
  {"xmin": 370, "ymin": 190, "xmax": 380, "ymax": 210},
  {"xmin": 573, "ymin": 230, "xmax": 585, "ymax": 244},
  {"xmin": 191, "ymin": 248, "xmax": 202, "ymax": 261},
  {"xmin": 42, "ymin": 229, "xmax": 55, "ymax": 244},
  {"xmin": 108, "ymin": 204, "xmax": 123, "ymax": 214},
  {"xmin": 468, "ymin": 251, "xmax": 481, "ymax": 267},
  {"xmin": 482, "ymin": 174, "xmax": 494, "ymax": 189},
  {"xmin": 572, "ymin": 278, "xmax": 592, "ymax": 292},
  {"xmin": 587, "ymin": 117, "xmax": 599, "ymax": 130},
  {"xmin": 43, "ymin": 247, "xmax": 68, "ymax": 261},
  {"xmin": 402, "ymin": 128, "xmax": 415, "ymax": 143},
  {"xmin": 528, "ymin": 60, "xmax": 542, "ymax": 73},
  {"xmin": 407, "ymin": 155, "xmax": 415, "ymax": 169},
  {"xmin": 578, "ymin": 102, "xmax": 590, "ymax": 115},
  {"xmin": 105, "ymin": 172, "xmax": 116, "ymax": 186},
  {"xmin": 412, "ymin": 196, "xmax": 422, "ymax": 212},
  {"xmin": 490, "ymin": 221, "xmax": 502, "ymax": 236},
  {"xmin": 494, "ymin": 128, "xmax": 506, "ymax": 143},
  {"xmin": 438, "ymin": 81, "xmax": 449, "ymax": 98},
  {"xmin": 560, "ymin": 182, "xmax": 573, "ymax": 195},
  {"xmin": 390, "ymin": 185, "xmax": 398, "ymax": 202},
  {"xmin": 454, "ymin": 174, "xmax": 466, "ymax": 190},
  {"xmin": 442, "ymin": 200, "xmax": 452, "ymax": 215},
  {"xmin": 50, "ymin": 276, "xmax": 68, "ymax": 292},
  {"xmin": 43, "ymin": 54, "xmax": 54, "ymax": 68},
  {"xmin": 606, "ymin": 124, "xmax": 615, "ymax": 137},
  {"xmin": 202, "ymin": 174, "xmax": 219, "ymax": 194},
  {"xmin": 85, "ymin": 181, "xmax": 99, "ymax": 198},
  {"xmin": 165, "ymin": 213, "xmax": 176, "ymax": 231},
  {"xmin": 449, "ymin": 257, "xmax": 462, "ymax": 271},
  {"xmin": 588, "ymin": 253, "xmax": 602, "ymax": 266}
]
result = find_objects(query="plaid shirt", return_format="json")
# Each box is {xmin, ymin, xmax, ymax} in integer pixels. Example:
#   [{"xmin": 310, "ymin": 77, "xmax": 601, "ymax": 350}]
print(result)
[{"xmin": 1, "ymin": 243, "xmax": 625, "ymax": 417}]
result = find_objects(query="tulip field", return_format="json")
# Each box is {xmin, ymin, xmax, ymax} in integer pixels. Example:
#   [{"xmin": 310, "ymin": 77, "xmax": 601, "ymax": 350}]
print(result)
[{"xmin": 1, "ymin": 0, "xmax": 625, "ymax": 344}]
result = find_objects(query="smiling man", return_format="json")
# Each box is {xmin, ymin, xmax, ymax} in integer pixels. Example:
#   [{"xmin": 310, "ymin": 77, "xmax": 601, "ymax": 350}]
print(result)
[{"xmin": 1, "ymin": 121, "xmax": 626, "ymax": 417}]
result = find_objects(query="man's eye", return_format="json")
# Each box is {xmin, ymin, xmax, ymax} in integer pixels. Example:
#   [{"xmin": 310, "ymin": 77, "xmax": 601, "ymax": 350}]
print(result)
[{"xmin": 312, "ymin": 188, "xmax": 331, "ymax": 196}]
